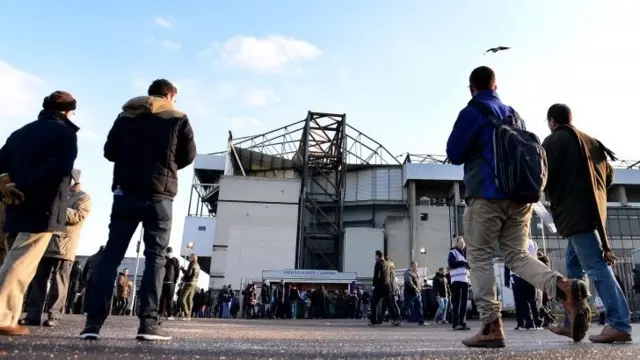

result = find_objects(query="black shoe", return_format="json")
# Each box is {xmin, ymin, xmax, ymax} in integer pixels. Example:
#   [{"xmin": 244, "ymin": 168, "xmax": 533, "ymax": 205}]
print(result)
[
  {"xmin": 460, "ymin": 324, "xmax": 471, "ymax": 331},
  {"xmin": 43, "ymin": 319, "xmax": 58, "ymax": 328},
  {"xmin": 18, "ymin": 319, "xmax": 40, "ymax": 326},
  {"xmin": 80, "ymin": 324, "xmax": 102, "ymax": 340},
  {"xmin": 136, "ymin": 324, "xmax": 171, "ymax": 341}
]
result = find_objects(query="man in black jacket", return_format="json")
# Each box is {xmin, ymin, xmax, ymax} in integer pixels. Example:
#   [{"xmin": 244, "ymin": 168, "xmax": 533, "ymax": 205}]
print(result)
[
  {"xmin": 81, "ymin": 79, "xmax": 196, "ymax": 341},
  {"xmin": 0, "ymin": 91, "xmax": 79, "ymax": 336},
  {"xmin": 433, "ymin": 268, "xmax": 450, "ymax": 324},
  {"xmin": 370, "ymin": 250, "xmax": 399, "ymax": 325},
  {"xmin": 259, "ymin": 280, "xmax": 270, "ymax": 318},
  {"xmin": 160, "ymin": 247, "xmax": 180, "ymax": 320}
]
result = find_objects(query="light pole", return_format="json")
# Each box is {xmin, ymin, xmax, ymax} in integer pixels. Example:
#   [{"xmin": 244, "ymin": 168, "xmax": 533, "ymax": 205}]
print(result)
[
  {"xmin": 537, "ymin": 221, "xmax": 547, "ymax": 256},
  {"xmin": 130, "ymin": 227, "xmax": 143, "ymax": 316}
]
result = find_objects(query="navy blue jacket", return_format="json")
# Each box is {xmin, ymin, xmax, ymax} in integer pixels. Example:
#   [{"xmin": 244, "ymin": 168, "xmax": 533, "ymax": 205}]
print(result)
[
  {"xmin": 446, "ymin": 90, "xmax": 525, "ymax": 200},
  {"xmin": 447, "ymin": 247, "xmax": 468, "ymax": 270},
  {"xmin": 0, "ymin": 110, "xmax": 78, "ymax": 233}
]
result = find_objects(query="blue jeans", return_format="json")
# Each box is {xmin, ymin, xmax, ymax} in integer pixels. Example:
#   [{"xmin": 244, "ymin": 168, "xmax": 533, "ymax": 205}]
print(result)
[
  {"xmin": 435, "ymin": 297, "xmax": 449, "ymax": 322},
  {"xmin": 405, "ymin": 294, "xmax": 424, "ymax": 324},
  {"xmin": 562, "ymin": 231, "xmax": 631, "ymax": 334},
  {"xmin": 222, "ymin": 302, "xmax": 230, "ymax": 318},
  {"xmin": 290, "ymin": 302, "xmax": 297, "ymax": 319},
  {"xmin": 86, "ymin": 195, "xmax": 172, "ymax": 326}
]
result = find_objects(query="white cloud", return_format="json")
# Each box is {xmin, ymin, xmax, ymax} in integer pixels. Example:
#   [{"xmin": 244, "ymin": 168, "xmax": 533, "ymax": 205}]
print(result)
[
  {"xmin": 0, "ymin": 60, "xmax": 47, "ymax": 119},
  {"xmin": 158, "ymin": 40, "xmax": 181, "ymax": 51},
  {"xmin": 230, "ymin": 116, "xmax": 263, "ymax": 130},
  {"xmin": 242, "ymin": 86, "xmax": 279, "ymax": 107},
  {"xmin": 218, "ymin": 35, "xmax": 322, "ymax": 72},
  {"xmin": 154, "ymin": 16, "xmax": 174, "ymax": 29}
]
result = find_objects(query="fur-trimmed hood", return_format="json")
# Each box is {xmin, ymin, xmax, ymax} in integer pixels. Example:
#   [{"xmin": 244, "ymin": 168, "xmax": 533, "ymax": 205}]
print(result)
[{"xmin": 119, "ymin": 96, "xmax": 184, "ymax": 118}]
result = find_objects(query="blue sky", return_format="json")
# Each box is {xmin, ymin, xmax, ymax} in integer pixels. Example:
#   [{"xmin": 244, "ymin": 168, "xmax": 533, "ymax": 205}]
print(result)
[{"xmin": 1, "ymin": 0, "xmax": 639, "ymax": 257}]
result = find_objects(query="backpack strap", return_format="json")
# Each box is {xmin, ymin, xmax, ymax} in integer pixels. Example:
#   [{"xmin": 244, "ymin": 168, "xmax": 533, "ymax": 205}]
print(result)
[
  {"xmin": 469, "ymin": 99, "xmax": 522, "ymax": 128},
  {"xmin": 468, "ymin": 99, "xmax": 501, "ymax": 126}
]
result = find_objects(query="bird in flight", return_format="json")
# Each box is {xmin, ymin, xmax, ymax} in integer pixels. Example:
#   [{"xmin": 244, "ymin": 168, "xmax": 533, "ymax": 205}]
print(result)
[{"xmin": 484, "ymin": 46, "xmax": 511, "ymax": 55}]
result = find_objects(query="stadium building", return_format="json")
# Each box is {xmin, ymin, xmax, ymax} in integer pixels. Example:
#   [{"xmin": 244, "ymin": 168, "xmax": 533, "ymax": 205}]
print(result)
[{"xmin": 181, "ymin": 111, "xmax": 640, "ymax": 290}]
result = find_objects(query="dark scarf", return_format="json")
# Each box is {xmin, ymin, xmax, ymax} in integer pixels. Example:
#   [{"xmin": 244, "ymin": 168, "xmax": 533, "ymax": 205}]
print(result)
[{"xmin": 558, "ymin": 124, "xmax": 617, "ymax": 265}]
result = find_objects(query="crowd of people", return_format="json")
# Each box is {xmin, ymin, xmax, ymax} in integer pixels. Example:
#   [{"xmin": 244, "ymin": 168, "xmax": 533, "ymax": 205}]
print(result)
[{"xmin": 0, "ymin": 66, "xmax": 636, "ymax": 348}]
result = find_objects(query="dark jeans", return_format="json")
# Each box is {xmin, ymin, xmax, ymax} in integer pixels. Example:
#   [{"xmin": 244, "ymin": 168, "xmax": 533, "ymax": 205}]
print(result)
[
  {"xmin": 115, "ymin": 297, "xmax": 129, "ymax": 315},
  {"xmin": 513, "ymin": 276, "xmax": 540, "ymax": 328},
  {"xmin": 160, "ymin": 282, "xmax": 176, "ymax": 317},
  {"xmin": 450, "ymin": 281, "xmax": 468, "ymax": 328},
  {"xmin": 85, "ymin": 195, "xmax": 172, "ymax": 326},
  {"xmin": 405, "ymin": 294, "xmax": 424, "ymax": 324},
  {"xmin": 26, "ymin": 257, "xmax": 73, "ymax": 321},
  {"xmin": 370, "ymin": 290, "xmax": 399, "ymax": 324}
]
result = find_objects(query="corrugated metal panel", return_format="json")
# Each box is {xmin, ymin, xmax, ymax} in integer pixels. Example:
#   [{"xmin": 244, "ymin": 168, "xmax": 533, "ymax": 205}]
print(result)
[
  {"xmin": 389, "ymin": 168, "xmax": 404, "ymax": 201},
  {"xmin": 310, "ymin": 176, "xmax": 328, "ymax": 201},
  {"xmin": 345, "ymin": 172, "xmax": 358, "ymax": 202},
  {"xmin": 375, "ymin": 168, "xmax": 390, "ymax": 200},
  {"xmin": 343, "ymin": 228, "xmax": 385, "ymax": 278},
  {"xmin": 356, "ymin": 169, "xmax": 374, "ymax": 201}
]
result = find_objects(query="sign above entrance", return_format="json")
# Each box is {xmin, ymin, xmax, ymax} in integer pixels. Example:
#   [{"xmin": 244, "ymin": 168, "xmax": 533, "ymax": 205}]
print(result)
[{"xmin": 262, "ymin": 269, "xmax": 357, "ymax": 281}]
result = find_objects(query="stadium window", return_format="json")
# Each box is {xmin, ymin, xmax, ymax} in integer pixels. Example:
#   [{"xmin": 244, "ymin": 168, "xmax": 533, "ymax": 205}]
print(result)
[
  {"xmin": 619, "ymin": 216, "xmax": 632, "ymax": 236},
  {"xmin": 197, "ymin": 226, "xmax": 206, "ymax": 231},
  {"xmin": 608, "ymin": 214, "xmax": 622, "ymax": 237},
  {"xmin": 628, "ymin": 210, "xmax": 640, "ymax": 237}
]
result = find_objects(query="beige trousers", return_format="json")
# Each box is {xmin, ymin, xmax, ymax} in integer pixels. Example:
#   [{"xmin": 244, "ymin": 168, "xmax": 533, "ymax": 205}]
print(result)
[
  {"xmin": 464, "ymin": 198, "xmax": 560, "ymax": 324},
  {"xmin": 0, "ymin": 232, "xmax": 52, "ymax": 327}
]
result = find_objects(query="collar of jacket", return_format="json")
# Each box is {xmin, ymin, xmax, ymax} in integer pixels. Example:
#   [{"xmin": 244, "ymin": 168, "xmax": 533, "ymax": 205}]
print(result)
[
  {"xmin": 553, "ymin": 124, "xmax": 575, "ymax": 133},
  {"xmin": 472, "ymin": 89, "xmax": 500, "ymax": 102},
  {"xmin": 37, "ymin": 109, "xmax": 80, "ymax": 133}
]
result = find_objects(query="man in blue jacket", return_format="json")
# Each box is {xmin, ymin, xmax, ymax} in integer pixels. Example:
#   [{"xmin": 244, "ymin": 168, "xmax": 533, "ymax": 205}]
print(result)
[
  {"xmin": 0, "ymin": 91, "xmax": 79, "ymax": 336},
  {"xmin": 446, "ymin": 66, "xmax": 590, "ymax": 348}
]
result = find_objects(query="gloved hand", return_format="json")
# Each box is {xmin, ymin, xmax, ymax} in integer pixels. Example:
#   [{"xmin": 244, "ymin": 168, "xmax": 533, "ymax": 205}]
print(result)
[{"xmin": 0, "ymin": 173, "xmax": 25, "ymax": 205}]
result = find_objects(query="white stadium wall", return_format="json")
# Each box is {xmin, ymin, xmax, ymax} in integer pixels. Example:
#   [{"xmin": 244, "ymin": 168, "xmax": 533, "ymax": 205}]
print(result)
[
  {"xmin": 342, "ymin": 228, "xmax": 384, "ymax": 278},
  {"xmin": 414, "ymin": 205, "xmax": 453, "ymax": 272},
  {"xmin": 385, "ymin": 206, "xmax": 451, "ymax": 274},
  {"xmin": 210, "ymin": 176, "xmax": 300, "ymax": 289},
  {"xmin": 181, "ymin": 216, "xmax": 216, "ymax": 257}
]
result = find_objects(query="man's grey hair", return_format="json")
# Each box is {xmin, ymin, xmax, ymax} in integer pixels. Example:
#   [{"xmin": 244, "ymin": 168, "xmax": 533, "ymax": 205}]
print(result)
[{"xmin": 410, "ymin": 261, "xmax": 418, "ymax": 267}]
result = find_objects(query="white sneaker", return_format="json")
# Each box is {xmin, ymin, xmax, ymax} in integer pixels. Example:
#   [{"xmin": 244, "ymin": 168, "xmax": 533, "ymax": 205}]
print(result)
[{"xmin": 167, "ymin": 317, "xmax": 175, "ymax": 321}]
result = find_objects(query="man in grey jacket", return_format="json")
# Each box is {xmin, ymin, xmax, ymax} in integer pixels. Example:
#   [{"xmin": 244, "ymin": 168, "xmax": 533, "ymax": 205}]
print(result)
[
  {"xmin": 404, "ymin": 261, "xmax": 425, "ymax": 326},
  {"xmin": 20, "ymin": 170, "xmax": 91, "ymax": 327}
]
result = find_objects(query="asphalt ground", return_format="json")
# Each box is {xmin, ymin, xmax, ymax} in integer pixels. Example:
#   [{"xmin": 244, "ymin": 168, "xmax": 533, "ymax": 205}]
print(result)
[{"xmin": 0, "ymin": 315, "xmax": 637, "ymax": 359}]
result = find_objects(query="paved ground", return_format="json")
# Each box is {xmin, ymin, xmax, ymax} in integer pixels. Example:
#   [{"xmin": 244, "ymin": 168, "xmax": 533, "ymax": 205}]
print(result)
[{"xmin": 0, "ymin": 316, "xmax": 637, "ymax": 359}]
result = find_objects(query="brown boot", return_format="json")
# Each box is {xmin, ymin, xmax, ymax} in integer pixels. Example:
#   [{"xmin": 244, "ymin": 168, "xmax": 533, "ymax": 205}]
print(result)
[
  {"xmin": 548, "ymin": 324, "xmax": 571, "ymax": 339},
  {"xmin": 589, "ymin": 325, "xmax": 632, "ymax": 344},
  {"xmin": 462, "ymin": 318, "xmax": 506, "ymax": 348},
  {"xmin": 555, "ymin": 277, "xmax": 590, "ymax": 343},
  {"xmin": 0, "ymin": 325, "xmax": 30, "ymax": 336}
]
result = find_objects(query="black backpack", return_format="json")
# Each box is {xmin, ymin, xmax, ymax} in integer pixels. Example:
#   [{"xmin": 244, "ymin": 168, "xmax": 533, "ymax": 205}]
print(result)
[{"xmin": 469, "ymin": 100, "xmax": 547, "ymax": 204}]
